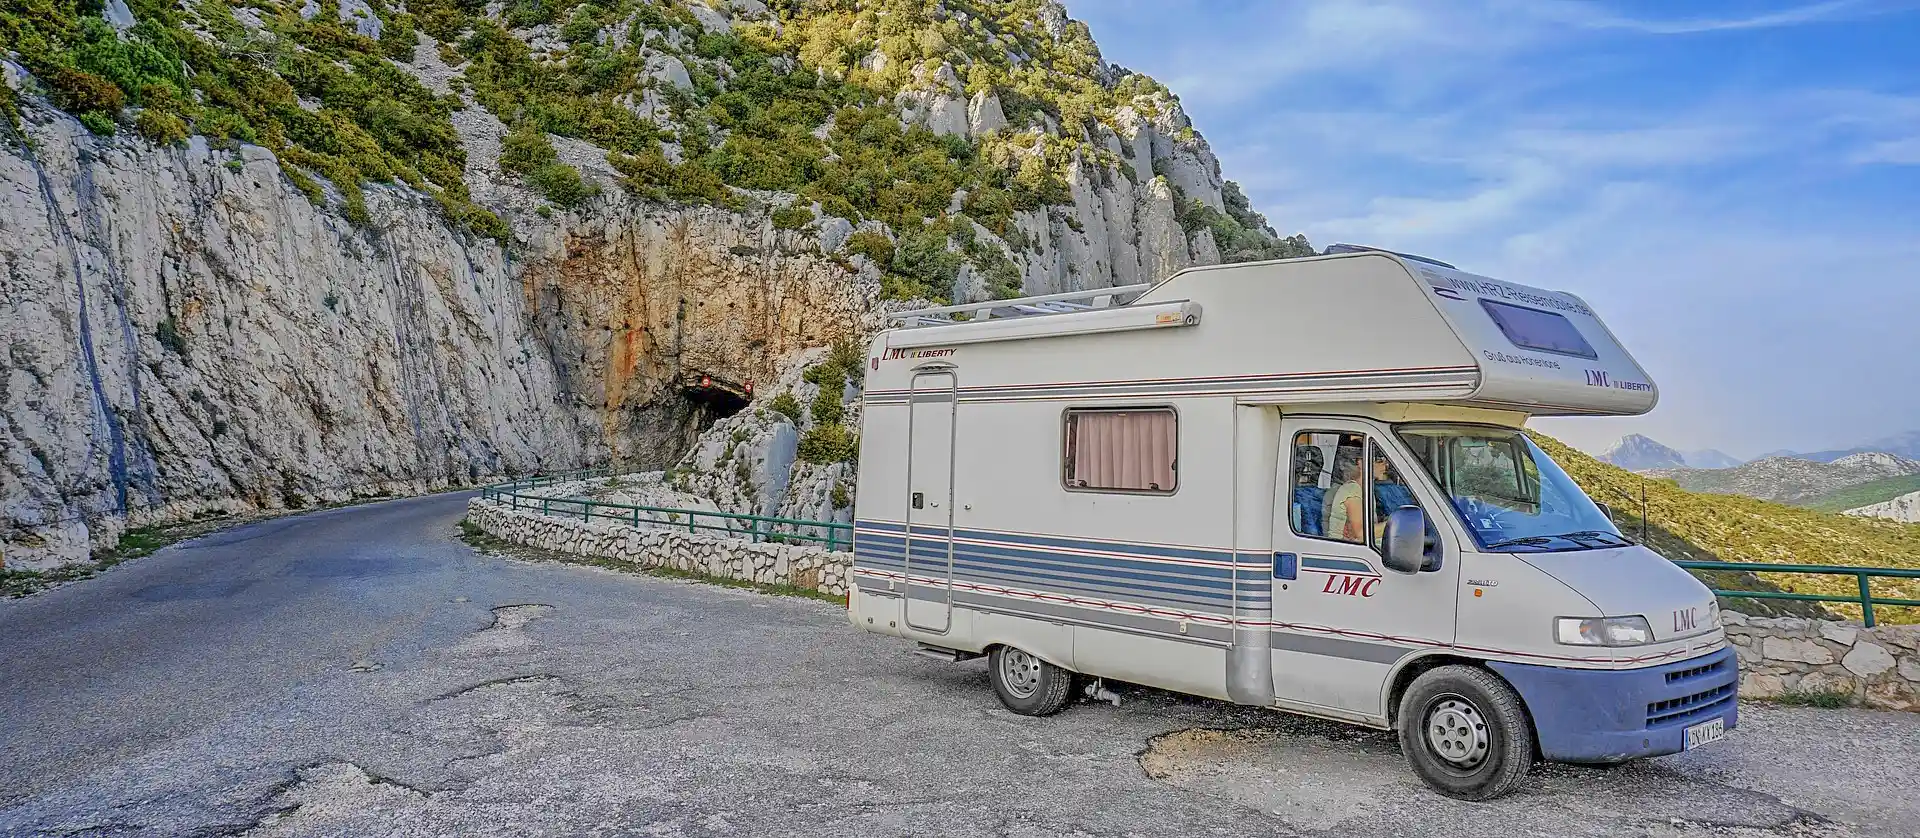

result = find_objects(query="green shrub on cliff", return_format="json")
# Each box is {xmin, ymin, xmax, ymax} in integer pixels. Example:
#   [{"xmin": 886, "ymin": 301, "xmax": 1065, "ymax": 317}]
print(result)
[
  {"xmin": 797, "ymin": 423, "xmax": 858, "ymax": 464},
  {"xmin": 767, "ymin": 392, "xmax": 803, "ymax": 424},
  {"xmin": 501, "ymin": 123, "xmax": 596, "ymax": 207}
]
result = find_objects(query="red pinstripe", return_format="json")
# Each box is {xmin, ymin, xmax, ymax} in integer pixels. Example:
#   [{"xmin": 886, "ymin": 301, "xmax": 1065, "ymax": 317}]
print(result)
[{"xmin": 852, "ymin": 567, "xmax": 1726, "ymax": 667}]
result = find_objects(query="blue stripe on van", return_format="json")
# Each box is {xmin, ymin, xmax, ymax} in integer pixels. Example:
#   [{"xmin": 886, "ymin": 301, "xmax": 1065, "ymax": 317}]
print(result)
[
  {"xmin": 863, "ymin": 558, "xmax": 1271, "ymax": 610},
  {"xmin": 855, "ymin": 534, "xmax": 1254, "ymax": 592},
  {"xmin": 853, "ymin": 544, "xmax": 1270, "ymax": 610},
  {"xmin": 855, "ymin": 533, "xmax": 1241, "ymax": 586},
  {"xmin": 861, "ymin": 560, "xmax": 1265, "ymax": 615}
]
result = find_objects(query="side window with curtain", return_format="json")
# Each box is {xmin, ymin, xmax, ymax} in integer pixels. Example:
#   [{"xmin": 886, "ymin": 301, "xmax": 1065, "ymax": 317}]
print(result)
[{"xmin": 1062, "ymin": 408, "xmax": 1177, "ymax": 494}]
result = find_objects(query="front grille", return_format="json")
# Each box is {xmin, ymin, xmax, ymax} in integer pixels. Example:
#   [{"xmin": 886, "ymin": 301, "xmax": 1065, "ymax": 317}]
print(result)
[
  {"xmin": 1647, "ymin": 683, "xmax": 1734, "ymax": 728},
  {"xmin": 1665, "ymin": 658, "xmax": 1726, "ymax": 685}
]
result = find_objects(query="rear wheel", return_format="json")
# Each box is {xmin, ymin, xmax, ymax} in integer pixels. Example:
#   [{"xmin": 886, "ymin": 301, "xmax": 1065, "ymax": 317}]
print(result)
[
  {"xmin": 1397, "ymin": 665, "xmax": 1535, "ymax": 800},
  {"xmin": 988, "ymin": 645, "xmax": 1074, "ymax": 716}
]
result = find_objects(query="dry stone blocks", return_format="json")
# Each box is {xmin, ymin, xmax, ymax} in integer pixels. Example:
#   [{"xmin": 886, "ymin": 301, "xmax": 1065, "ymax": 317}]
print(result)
[
  {"xmin": 1729, "ymin": 613, "xmax": 1920, "ymax": 712},
  {"xmin": 1842, "ymin": 642, "xmax": 1895, "ymax": 677},
  {"xmin": 1762, "ymin": 637, "xmax": 1834, "ymax": 665},
  {"xmin": 466, "ymin": 497, "xmax": 849, "ymax": 597}
]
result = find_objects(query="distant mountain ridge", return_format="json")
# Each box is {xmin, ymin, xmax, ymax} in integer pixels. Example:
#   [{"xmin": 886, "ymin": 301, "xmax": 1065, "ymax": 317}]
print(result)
[
  {"xmin": 1682, "ymin": 449, "xmax": 1744, "ymax": 469},
  {"xmin": 1767, "ymin": 430, "xmax": 1920, "ymax": 463},
  {"xmin": 1600, "ymin": 434, "xmax": 1689, "ymax": 471},
  {"xmin": 1650, "ymin": 452, "xmax": 1920, "ymax": 505}
]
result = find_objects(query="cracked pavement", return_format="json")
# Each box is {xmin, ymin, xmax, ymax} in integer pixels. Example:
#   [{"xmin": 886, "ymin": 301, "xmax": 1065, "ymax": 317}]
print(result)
[{"xmin": 3, "ymin": 492, "xmax": 1918, "ymax": 837}]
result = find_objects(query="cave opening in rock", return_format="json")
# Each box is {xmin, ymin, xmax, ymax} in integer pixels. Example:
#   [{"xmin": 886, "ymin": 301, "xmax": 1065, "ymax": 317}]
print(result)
[{"xmin": 682, "ymin": 373, "xmax": 752, "ymax": 431}]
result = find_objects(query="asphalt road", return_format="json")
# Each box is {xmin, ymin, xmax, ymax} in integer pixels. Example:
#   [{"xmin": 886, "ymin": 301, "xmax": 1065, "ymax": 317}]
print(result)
[{"xmin": 3, "ymin": 492, "xmax": 1917, "ymax": 837}]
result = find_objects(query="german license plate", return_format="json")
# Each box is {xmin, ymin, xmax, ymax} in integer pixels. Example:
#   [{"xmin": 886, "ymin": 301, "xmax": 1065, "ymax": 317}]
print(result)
[{"xmin": 1684, "ymin": 717, "xmax": 1726, "ymax": 750}]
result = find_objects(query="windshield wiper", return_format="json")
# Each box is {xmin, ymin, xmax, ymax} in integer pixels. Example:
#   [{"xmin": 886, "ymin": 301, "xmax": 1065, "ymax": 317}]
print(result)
[
  {"xmin": 1483, "ymin": 535, "xmax": 1556, "ymax": 550},
  {"xmin": 1549, "ymin": 530, "xmax": 1636, "ymax": 547},
  {"xmin": 1485, "ymin": 531, "xmax": 1634, "ymax": 551}
]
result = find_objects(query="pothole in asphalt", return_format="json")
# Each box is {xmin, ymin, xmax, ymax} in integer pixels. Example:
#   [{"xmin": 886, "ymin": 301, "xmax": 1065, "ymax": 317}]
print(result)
[
  {"xmin": 242, "ymin": 762, "xmax": 428, "ymax": 837},
  {"xmin": 1136, "ymin": 726, "xmax": 1841, "ymax": 838},
  {"xmin": 455, "ymin": 604, "xmax": 554, "ymax": 656},
  {"xmin": 487, "ymin": 603, "xmax": 553, "ymax": 630}
]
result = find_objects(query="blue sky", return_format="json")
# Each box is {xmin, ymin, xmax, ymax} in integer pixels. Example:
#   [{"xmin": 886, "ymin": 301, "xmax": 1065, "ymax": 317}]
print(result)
[{"xmin": 1066, "ymin": 0, "xmax": 1920, "ymax": 459}]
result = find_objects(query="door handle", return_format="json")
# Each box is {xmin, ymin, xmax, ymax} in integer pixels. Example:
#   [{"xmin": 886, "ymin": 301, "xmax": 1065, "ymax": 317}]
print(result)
[{"xmin": 911, "ymin": 492, "xmax": 924, "ymax": 510}]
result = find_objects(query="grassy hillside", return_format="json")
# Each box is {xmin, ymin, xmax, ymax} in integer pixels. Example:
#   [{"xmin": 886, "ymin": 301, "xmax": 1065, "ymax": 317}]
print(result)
[
  {"xmin": 1535, "ymin": 434, "xmax": 1920, "ymax": 624},
  {"xmin": 1803, "ymin": 474, "xmax": 1920, "ymax": 513}
]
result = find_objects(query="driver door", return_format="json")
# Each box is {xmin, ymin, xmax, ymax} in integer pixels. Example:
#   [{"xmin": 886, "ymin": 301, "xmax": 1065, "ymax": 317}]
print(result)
[{"xmin": 1269, "ymin": 418, "xmax": 1460, "ymax": 718}]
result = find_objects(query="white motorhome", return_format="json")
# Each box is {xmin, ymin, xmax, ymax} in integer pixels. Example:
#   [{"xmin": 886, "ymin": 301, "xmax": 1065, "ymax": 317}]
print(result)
[{"xmin": 847, "ymin": 248, "xmax": 1735, "ymax": 800}]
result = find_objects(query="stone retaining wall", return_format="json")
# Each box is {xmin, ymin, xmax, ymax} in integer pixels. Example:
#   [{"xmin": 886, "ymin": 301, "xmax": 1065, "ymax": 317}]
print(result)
[
  {"xmin": 468, "ymin": 497, "xmax": 1920, "ymax": 711},
  {"xmin": 465, "ymin": 498, "xmax": 850, "ymax": 596},
  {"xmin": 1724, "ymin": 611, "xmax": 1920, "ymax": 711}
]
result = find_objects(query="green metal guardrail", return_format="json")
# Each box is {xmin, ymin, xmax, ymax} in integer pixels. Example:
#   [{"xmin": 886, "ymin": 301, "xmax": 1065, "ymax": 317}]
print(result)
[
  {"xmin": 480, "ymin": 471, "xmax": 853, "ymax": 552},
  {"xmin": 486, "ymin": 474, "xmax": 1920, "ymax": 624},
  {"xmin": 1675, "ymin": 561, "xmax": 1920, "ymax": 627}
]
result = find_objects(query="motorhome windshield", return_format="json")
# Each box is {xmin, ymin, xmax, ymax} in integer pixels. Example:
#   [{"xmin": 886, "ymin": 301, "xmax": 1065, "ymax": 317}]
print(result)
[{"xmin": 1395, "ymin": 424, "xmax": 1627, "ymax": 552}]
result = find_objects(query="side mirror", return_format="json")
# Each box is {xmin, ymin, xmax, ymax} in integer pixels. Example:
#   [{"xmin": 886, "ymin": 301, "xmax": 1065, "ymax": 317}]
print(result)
[
  {"xmin": 1381, "ymin": 506, "xmax": 1428, "ymax": 574},
  {"xmin": 1596, "ymin": 502, "xmax": 1615, "ymax": 523}
]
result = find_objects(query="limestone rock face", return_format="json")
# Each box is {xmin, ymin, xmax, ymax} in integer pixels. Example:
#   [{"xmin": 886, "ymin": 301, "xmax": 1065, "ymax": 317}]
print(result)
[
  {"xmin": 0, "ymin": 0, "xmax": 1278, "ymax": 570},
  {"xmin": 0, "ymin": 107, "xmax": 868, "ymax": 568},
  {"xmin": 1846, "ymin": 489, "xmax": 1920, "ymax": 523},
  {"xmin": 967, "ymin": 91, "xmax": 1007, "ymax": 136},
  {"xmin": 338, "ymin": 0, "xmax": 381, "ymax": 38}
]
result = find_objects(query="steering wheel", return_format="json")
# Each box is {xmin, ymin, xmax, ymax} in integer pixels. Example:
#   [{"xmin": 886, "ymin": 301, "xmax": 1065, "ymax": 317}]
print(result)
[{"xmin": 1456, "ymin": 496, "xmax": 1525, "ymax": 534}]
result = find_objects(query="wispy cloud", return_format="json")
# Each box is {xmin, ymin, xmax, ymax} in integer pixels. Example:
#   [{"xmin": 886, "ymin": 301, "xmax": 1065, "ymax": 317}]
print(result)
[
  {"xmin": 1538, "ymin": 0, "xmax": 1904, "ymax": 34},
  {"xmin": 1852, "ymin": 137, "xmax": 1920, "ymax": 164}
]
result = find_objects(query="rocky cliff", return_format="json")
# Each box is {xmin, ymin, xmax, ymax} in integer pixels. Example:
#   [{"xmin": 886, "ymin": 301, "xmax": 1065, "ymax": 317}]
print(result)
[
  {"xmin": 1848, "ymin": 490, "xmax": 1920, "ymax": 524},
  {"xmin": 2, "ymin": 0, "xmax": 1311, "ymax": 568}
]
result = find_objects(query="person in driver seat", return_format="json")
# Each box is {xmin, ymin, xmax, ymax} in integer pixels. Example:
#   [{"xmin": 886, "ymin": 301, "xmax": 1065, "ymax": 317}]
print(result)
[
  {"xmin": 1373, "ymin": 450, "xmax": 1416, "ymax": 542},
  {"xmin": 1291, "ymin": 445, "xmax": 1326, "ymax": 536}
]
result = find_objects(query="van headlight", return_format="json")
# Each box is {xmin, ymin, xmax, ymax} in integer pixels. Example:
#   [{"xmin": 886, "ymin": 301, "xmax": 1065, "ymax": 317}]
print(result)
[{"xmin": 1555, "ymin": 616, "xmax": 1653, "ymax": 646}]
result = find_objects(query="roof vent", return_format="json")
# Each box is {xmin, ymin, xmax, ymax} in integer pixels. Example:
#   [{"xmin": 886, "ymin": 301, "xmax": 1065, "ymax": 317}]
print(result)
[{"xmin": 1325, "ymin": 243, "xmax": 1457, "ymax": 270}]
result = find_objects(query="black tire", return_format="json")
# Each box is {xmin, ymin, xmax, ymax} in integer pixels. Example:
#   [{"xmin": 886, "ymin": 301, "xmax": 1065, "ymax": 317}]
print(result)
[
  {"xmin": 1396, "ymin": 665, "xmax": 1535, "ymax": 801},
  {"xmin": 987, "ymin": 645, "xmax": 1075, "ymax": 716}
]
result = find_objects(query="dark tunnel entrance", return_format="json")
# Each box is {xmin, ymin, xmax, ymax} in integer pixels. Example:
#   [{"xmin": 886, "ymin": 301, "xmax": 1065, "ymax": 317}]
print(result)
[{"xmin": 681, "ymin": 372, "xmax": 752, "ymax": 428}]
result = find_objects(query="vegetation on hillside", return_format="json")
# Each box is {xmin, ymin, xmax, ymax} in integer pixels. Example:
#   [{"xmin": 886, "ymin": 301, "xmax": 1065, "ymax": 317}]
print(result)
[
  {"xmin": 1803, "ymin": 474, "xmax": 1920, "ymax": 513},
  {"xmin": 6, "ymin": 0, "xmax": 1312, "ymax": 297},
  {"xmin": 2, "ymin": 0, "xmax": 508, "ymax": 237},
  {"xmin": 796, "ymin": 339, "xmax": 864, "ymax": 464},
  {"xmin": 1537, "ymin": 434, "xmax": 1920, "ymax": 623}
]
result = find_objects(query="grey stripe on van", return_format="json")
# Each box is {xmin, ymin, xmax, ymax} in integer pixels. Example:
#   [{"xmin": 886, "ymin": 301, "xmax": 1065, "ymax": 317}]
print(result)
[
  {"xmin": 856, "ymin": 549, "xmax": 1268, "ymax": 607},
  {"xmin": 1269, "ymin": 630, "xmax": 1412, "ymax": 665},
  {"xmin": 866, "ymin": 576, "xmax": 1234, "ymax": 647}
]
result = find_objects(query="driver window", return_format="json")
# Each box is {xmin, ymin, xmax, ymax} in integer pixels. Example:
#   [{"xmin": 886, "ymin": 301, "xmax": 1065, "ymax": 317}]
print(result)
[{"xmin": 1290, "ymin": 431, "xmax": 1367, "ymax": 544}]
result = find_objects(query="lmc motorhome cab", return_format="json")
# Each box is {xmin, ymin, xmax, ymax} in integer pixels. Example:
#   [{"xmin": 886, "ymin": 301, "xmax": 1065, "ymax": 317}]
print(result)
[{"xmin": 847, "ymin": 248, "xmax": 1735, "ymax": 800}]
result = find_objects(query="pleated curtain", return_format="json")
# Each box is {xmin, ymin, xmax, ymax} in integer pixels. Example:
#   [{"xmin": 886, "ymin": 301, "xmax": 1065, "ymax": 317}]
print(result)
[{"xmin": 1069, "ymin": 411, "xmax": 1176, "ymax": 492}]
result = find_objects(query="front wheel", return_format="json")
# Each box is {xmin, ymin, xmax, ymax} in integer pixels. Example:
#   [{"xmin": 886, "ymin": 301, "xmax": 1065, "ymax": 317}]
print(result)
[
  {"xmin": 1396, "ymin": 665, "xmax": 1535, "ymax": 800},
  {"xmin": 987, "ymin": 645, "xmax": 1075, "ymax": 716}
]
